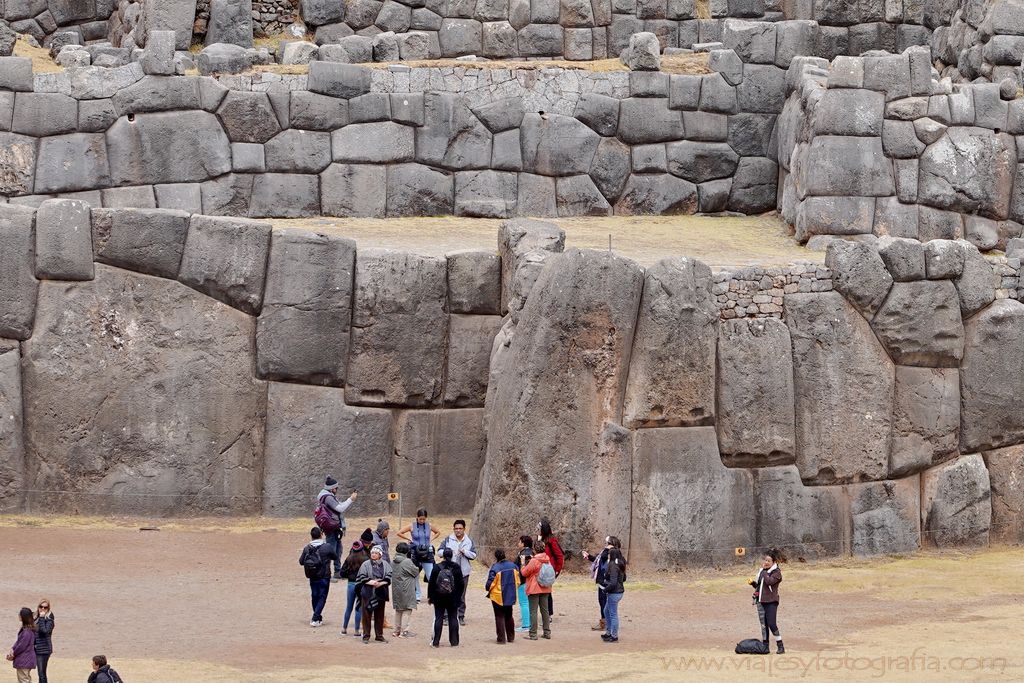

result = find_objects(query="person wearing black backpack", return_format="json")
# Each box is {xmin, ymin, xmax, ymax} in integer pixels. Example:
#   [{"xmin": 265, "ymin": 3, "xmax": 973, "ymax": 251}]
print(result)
[
  {"xmin": 299, "ymin": 527, "xmax": 339, "ymax": 628},
  {"xmin": 427, "ymin": 548, "xmax": 465, "ymax": 648}
]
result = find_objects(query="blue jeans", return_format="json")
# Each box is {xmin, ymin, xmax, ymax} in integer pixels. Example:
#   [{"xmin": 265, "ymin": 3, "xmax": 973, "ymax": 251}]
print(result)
[
  {"xmin": 310, "ymin": 577, "xmax": 330, "ymax": 622},
  {"xmin": 325, "ymin": 529, "xmax": 343, "ymax": 577},
  {"xmin": 517, "ymin": 583, "xmax": 530, "ymax": 629},
  {"xmin": 605, "ymin": 592, "xmax": 623, "ymax": 637},
  {"xmin": 343, "ymin": 580, "xmax": 362, "ymax": 631},
  {"xmin": 417, "ymin": 563, "xmax": 433, "ymax": 600}
]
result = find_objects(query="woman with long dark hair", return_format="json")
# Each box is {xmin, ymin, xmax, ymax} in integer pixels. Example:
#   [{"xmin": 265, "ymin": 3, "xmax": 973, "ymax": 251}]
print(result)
[
  {"xmin": 601, "ymin": 548, "xmax": 626, "ymax": 643},
  {"xmin": 6, "ymin": 608, "xmax": 35, "ymax": 683},
  {"xmin": 750, "ymin": 548, "xmax": 784, "ymax": 654}
]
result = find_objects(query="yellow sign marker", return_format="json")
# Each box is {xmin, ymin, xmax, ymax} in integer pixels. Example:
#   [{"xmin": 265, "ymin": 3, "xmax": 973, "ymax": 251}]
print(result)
[
  {"xmin": 388, "ymin": 492, "xmax": 399, "ymax": 501},
  {"xmin": 735, "ymin": 547, "xmax": 746, "ymax": 557}
]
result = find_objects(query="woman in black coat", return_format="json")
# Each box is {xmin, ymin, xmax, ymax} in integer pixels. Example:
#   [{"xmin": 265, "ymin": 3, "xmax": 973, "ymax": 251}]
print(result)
[{"xmin": 34, "ymin": 599, "xmax": 54, "ymax": 683}]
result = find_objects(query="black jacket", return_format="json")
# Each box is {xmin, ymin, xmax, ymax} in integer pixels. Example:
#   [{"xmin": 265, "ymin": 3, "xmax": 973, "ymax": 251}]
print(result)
[
  {"xmin": 427, "ymin": 560, "xmax": 466, "ymax": 606},
  {"xmin": 89, "ymin": 665, "xmax": 122, "ymax": 683},
  {"xmin": 34, "ymin": 613, "xmax": 54, "ymax": 655},
  {"xmin": 341, "ymin": 548, "xmax": 369, "ymax": 581},
  {"xmin": 601, "ymin": 560, "xmax": 626, "ymax": 594},
  {"xmin": 299, "ymin": 542, "xmax": 339, "ymax": 580}
]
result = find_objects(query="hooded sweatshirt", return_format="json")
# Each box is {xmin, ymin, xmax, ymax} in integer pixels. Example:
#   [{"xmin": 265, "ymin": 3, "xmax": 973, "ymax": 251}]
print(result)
[{"xmin": 521, "ymin": 552, "xmax": 553, "ymax": 595}]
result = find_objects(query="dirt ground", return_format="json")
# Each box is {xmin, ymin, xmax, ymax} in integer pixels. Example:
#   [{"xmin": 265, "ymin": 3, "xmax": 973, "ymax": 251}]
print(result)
[
  {"xmin": 0, "ymin": 516, "xmax": 1020, "ymax": 682},
  {"xmin": 272, "ymin": 214, "xmax": 817, "ymax": 269}
]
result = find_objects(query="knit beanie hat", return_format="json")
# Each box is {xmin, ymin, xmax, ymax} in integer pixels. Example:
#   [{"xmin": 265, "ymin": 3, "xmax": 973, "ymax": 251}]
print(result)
[
  {"xmin": 360, "ymin": 528, "xmax": 374, "ymax": 545},
  {"xmin": 351, "ymin": 540, "xmax": 364, "ymax": 551},
  {"xmin": 376, "ymin": 519, "xmax": 390, "ymax": 534},
  {"xmin": 325, "ymin": 475, "xmax": 338, "ymax": 487}
]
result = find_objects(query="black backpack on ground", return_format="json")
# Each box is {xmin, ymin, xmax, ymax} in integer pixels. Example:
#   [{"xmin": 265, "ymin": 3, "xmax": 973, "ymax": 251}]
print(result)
[
  {"xmin": 735, "ymin": 638, "xmax": 769, "ymax": 655},
  {"xmin": 303, "ymin": 544, "xmax": 327, "ymax": 579}
]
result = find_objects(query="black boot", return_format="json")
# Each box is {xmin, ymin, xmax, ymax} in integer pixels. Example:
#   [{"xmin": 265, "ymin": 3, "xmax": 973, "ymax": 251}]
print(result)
[
  {"xmin": 762, "ymin": 640, "xmax": 770, "ymax": 653},
  {"xmin": 776, "ymin": 641, "xmax": 785, "ymax": 654}
]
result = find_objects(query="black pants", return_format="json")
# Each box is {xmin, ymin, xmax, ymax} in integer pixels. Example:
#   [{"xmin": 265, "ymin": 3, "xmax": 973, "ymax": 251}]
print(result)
[
  {"xmin": 598, "ymin": 587, "xmax": 607, "ymax": 619},
  {"xmin": 36, "ymin": 654, "xmax": 49, "ymax": 683},
  {"xmin": 492, "ymin": 603, "xmax": 515, "ymax": 643},
  {"xmin": 433, "ymin": 602, "xmax": 460, "ymax": 646},
  {"xmin": 361, "ymin": 599, "xmax": 386, "ymax": 640},
  {"xmin": 547, "ymin": 592, "xmax": 553, "ymax": 617},
  {"xmin": 762, "ymin": 601, "xmax": 780, "ymax": 640}
]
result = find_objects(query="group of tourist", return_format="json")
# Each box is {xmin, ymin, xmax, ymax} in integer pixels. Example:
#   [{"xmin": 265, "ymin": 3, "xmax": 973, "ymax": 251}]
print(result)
[
  {"xmin": 6, "ymin": 601, "xmax": 121, "ymax": 682},
  {"xmin": 301, "ymin": 476, "xmax": 638, "ymax": 647}
]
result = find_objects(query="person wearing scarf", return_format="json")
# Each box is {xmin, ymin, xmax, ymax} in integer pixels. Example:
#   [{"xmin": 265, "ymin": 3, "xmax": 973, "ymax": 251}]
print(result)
[
  {"xmin": 749, "ymin": 549, "xmax": 784, "ymax": 654},
  {"xmin": 356, "ymin": 546, "xmax": 393, "ymax": 644}
]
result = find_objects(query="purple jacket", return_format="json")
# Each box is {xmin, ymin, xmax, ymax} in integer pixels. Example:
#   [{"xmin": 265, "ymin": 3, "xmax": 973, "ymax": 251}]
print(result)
[{"xmin": 11, "ymin": 627, "xmax": 35, "ymax": 669}]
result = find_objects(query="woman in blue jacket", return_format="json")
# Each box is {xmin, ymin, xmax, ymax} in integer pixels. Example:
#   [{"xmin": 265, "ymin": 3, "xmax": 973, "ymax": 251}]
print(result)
[{"xmin": 485, "ymin": 549, "xmax": 521, "ymax": 644}]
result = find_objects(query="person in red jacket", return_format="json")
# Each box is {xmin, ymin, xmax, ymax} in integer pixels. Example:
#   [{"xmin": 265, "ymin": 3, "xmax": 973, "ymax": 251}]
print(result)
[{"xmin": 538, "ymin": 518, "xmax": 564, "ymax": 620}]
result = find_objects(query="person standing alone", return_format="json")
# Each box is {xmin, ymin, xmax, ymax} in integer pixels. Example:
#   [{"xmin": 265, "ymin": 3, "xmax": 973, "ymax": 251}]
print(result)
[
  {"xmin": 315, "ymin": 476, "xmax": 357, "ymax": 581},
  {"xmin": 438, "ymin": 520, "xmax": 477, "ymax": 625},
  {"xmin": 750, "ymin": 549, "xmax": 784, "ymax": 654}
]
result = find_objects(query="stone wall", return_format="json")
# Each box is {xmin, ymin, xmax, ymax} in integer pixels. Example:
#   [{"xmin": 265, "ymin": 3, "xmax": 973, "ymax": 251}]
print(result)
[
  {"xmin": 475, "ymin": 220, "xmax": 1023, "ymax": 565},
  {"xmin": 2, "ymin": 205, "xmax": 1022, "ymax": 561},
  {"xmin": 0, "ymin": 43, "xmax": 790, "ymax": 218},
  {"xmin": 778, "ymin": 47, "xmax": 1024, "ymax": 251},
  {"xmin": 1, "ymin": 0, "xmax": 114, "ymax": 47},
  {"xmin": 0, "ymin": 201, "xmax": 494, "ymax": 515}
]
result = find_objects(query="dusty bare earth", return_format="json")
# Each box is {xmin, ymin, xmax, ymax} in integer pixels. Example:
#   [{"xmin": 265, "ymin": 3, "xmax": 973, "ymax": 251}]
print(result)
[
  {"xmin": 272, "ymin": 214, "xmax": 816, "ymax": 269},
  {"xmin": 0, "ymin": 516, "xmax": 1020, "ymax": 682}
]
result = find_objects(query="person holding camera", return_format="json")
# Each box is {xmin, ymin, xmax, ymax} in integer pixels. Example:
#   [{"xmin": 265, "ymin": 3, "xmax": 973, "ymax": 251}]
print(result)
[
  {"xmin": 582, "ymin": 535, "xmax": 621, "ymax": 633},
  {"xmin": 397, "ymin": 509, "xmax": 440, "ymax": 602},
  {"xmin": 314, "ymin": 476, "xmax": 357, "ymax": 581},
  {"xmin": 749, "ymin": 549, "xmax": 784, "ymax": 654},
  {"xmin": 34, "ymin": 601, "xmax": 53, "ymax": 683}
]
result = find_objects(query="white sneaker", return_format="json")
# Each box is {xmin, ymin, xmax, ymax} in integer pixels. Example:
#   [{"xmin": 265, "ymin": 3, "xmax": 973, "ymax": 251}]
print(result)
[
  {"xmin": 310, "ymin": 619, "xmax": 317, "ymax": 627},
  {"xmin": 311, "ymin": 620, "xmax": 322, "ymax": 628}
]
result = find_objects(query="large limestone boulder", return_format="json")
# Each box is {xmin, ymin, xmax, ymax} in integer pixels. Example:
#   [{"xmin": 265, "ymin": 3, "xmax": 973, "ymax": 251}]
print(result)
[
  {"xmin": 890, "ymin": 367, "xmax": 960, "ymax": 477},
  {"xmin": 178, "ymin": 215, "xmax": 272, "ymax": 315},
  {"xmin": 983, "ymin": 445, "xmax": 1024, "ymax": 544},
  {"xmin": 0, "ymin": 340, "xmax": 24, "ymax": 512},
  {"xmin": 753, "ymin": 466, "xmax": 848, "ymax": 559},
  {"xmin": 262, "ymin": 382, "xmax": 393, "ymax": 517},
  {"xmin": 21, "ymin": 265, "xmax": 267, "ymax": 515},
  {"xmin": 496, "ymin": 218, "xmax": 565, "ymax": 314},
  {"xmin": 256, "ymin": 229, "xmax": 355, "ymax": 386},
  {"xmin": 869, "ymin": 280, "xmax": 964, "ymax": 367},
  {"xmin": 0, "ymin": 205, "xmax": 38, "ymax": 341},
  {"xmin": 786, "ymin": 292, "xmax": 894, "ymax": 484},
  {"xmin": 918, "ymin": 128, "xmax": 1015, "ymax": 220},
  {"xmin": 632, "ymin": 427, "xmax": 755, "ymax": 566},
  {"xmin": 825, "ymin": 240, "xmax": 893, "ymax": 317},
  {"xmin": 623, "ymin": 258, "xmax": 717, "ymax": 429},
  {"xmin": 717, "ymin": 318, "xmax": 795, "ymax": 467},
  {"xmin": 142, "ymin": 0, "xmax": 198, "ymax": 49},
  {"xmin": 392, "ymin": 409, "xmax": 487, "ymax": 515},
  {"xmin": 473, "ymin": 250, "xmax": 645, "ymax": 555},
  {"xmin": 960, "ymin": 299, "xmax": 1024, "ymax": 452},
  {"xmin": 444, "ymin": 314, "xmax": 503, "ymax": 408},
  {"xmin": 205, "ymin": 0, "xmax": 254, "ymax": 48},
  {"xmin": 921, "ymin": 454, "xmax": 991, "ymax": 547},
  {"xmin": 849, "ymin": 477, "xmax": 921, "ymax": 556},
  {"xmin": 0, "ymin": 132, "xmax": 35, "ymax": 196},
  {"xmin": 106, "ymin": 111, "xmax": 232, "ymax": 186},
  {"xmin": 345, "ymin": 249, "xmax": 448, "ymax": 407}
]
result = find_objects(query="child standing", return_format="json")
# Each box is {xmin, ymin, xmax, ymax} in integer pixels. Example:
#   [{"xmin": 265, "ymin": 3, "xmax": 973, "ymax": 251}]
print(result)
[{"xmin": 521, "ymin": 540, "xmax": 553, "ymax": 640}]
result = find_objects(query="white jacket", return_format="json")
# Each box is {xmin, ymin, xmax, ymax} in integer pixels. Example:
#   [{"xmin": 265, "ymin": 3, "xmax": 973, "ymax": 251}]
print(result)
[{"xmin": 438, "ymin": 533, "xmax": 477, "ymax": 576}]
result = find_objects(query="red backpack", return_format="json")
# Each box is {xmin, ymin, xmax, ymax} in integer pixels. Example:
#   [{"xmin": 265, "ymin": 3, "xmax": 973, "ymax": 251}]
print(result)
[{"xmin": 313, "ymin": 494, "xmax": 340, "ymax": 532}]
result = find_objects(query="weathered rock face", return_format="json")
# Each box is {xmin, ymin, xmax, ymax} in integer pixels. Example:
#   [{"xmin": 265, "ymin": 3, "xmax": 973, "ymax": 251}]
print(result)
[
  {"xmin": 392, "ymin": 409, "xmax": 487, "ymax": 514},
  {"xmin": 921, "ymin": 454, "xmax": 991, "ymax": 547},
  {"xmin": 0, "ymin": 205, "xmax": 38, "ymax": 340},
  {"xmin": 345, "ymin": 248, "xmax": 448, "ymax": 407},
  {"xmin": 960, "ymin": 299, "xmax": 1024, "ymax": 453},
  {"xmin": 870, "ymin": 280, "xmax": 964, "ymax": 367},
  {"xmin": 256, "ymin": 229, "xmax": 355, "ymax": 386},
  {"xmin": 632, "ymin": 427, "xmax": 754, "ymax": 566},
  {"xmin": 889, "ymin": 367, "xmax": 960, "ymax": 478},
  {"xmin": 982, "ymin": 445, "xmax": 1024, "ymax": 544},
  {"xmin": 717, "ymin": 317, "xmax": 795, "ymax": 467},
  {"xmin": 21, "ymin": 265, "xmax": 267, "ymax": 515},
  {"xmin": 0, "ymin": 340, "xmax": 24, "ymax": 512},
  {"xmin": 106, "ymin": 111, "xmax": 232, "ymax": 186},
  {"xmin": 623, "ymin": 257, "xmax": 718, "ymax": 429},
  {"xmin": 178, "ymin": 215, "xmax": 272, "ymax": 315},
  {"xmin": 473, "ymin": 249, "xmax": 644, "ymax": 554},
  {"xmin": 825, "ymin": 240, "xmax": 893, "ymax": 318},
  {"xmin": 496, "ymin": 218, "xmax": 564, "ymax": 314},
  {"xmin": 849, "ymin": 477, "xmax": 921, "ymax": 556},
  {"xmin": 918, "ymin": 128, "xmax": 1015, "ymax": 220},
  {"xmin": 206, "ymin": 0, "xmax": 254, "ymax": 48},
  {"xmin": 753, "ymin": 466, "xmax": 848, "ymax": 559},
  {"xmin": 444, "ymin": 314, "xmax": 502, "ymax": 408},
  {"xmin": 786, "ymin": 292, "xmax": 894, "ymax": 485},
  {"xmin": 262, "ymin": 382, "xmax": 393, "ymax": 517}
]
